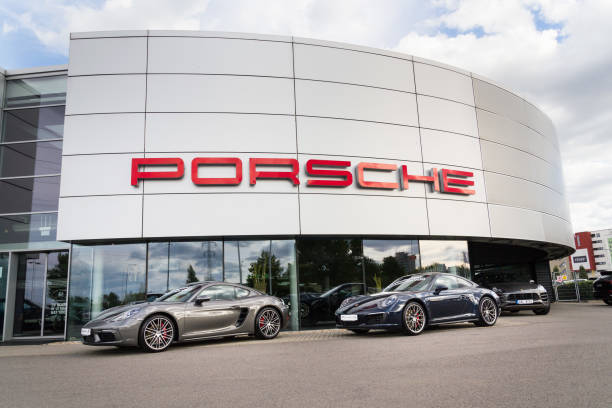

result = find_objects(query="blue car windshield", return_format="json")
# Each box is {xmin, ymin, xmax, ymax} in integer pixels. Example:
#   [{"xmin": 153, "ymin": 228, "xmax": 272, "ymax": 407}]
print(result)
[
  {"xmin": 156, "ymin": 285, "xmax": 201, "ymax": 302},
  {"xmin": 384, "ymin": 275, "xmax": 432, "ymax": 292}
]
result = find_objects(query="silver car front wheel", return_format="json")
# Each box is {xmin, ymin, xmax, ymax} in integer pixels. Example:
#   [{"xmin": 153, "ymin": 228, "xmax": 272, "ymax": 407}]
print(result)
[
  {"xmin": 254, "ymin": 307, "xmax": 281, "ymax": 339},
  {"xmin": 140, "ymin": 315, "xmax": 175, "ymax": 352},
  {"xmin": 475, "ymin": 297, "xmax": 498, "ymax": 327},
  {"xmin": 402, "ymin": 302, "xmax": 426, "ymax": 335}
]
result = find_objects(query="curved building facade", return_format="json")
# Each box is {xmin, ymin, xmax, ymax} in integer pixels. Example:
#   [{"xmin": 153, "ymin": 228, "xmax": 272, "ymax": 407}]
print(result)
[{"xmin": 0, "ymin": 31, "xmax": 573, "ymax": 341}]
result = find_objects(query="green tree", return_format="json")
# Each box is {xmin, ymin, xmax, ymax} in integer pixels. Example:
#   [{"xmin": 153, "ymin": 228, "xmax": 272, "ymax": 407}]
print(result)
[
  {"xmin": 247, "ymin": 251, "xmax": 282, "ymax": 293},
  {"xmin": 578, "ymin": 266, "xmax": 588, "ymax": 280},
  {"xmin": 186, "ymin": 264, "xmax": 199, "ymax": 284}
]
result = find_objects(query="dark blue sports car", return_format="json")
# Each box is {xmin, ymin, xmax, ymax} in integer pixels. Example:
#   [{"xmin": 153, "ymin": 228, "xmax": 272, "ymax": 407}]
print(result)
[{"xmin": 335, "ymin": 273, "xmax": 500, "ymax": 335}]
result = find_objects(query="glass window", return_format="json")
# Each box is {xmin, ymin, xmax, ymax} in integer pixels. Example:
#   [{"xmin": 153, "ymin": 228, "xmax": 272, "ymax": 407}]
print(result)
[
  {"xmin": 434, "ymin": 275, "xmax": 459, "ymax": 290},
  {"xmin": 0, "ymin": 213, "xmax": 58, "ymax": 244},
  {"xmin": 146, "ymin": 241, "xmax": 223, "ymax": 296},
  {"xmin": 472, "ymin": 264, "xmax": 533, "ymax": 286},
  {"xmin": 296, "ymin": 238, "xmax": 363, "ymax": 328},
  {"xmin": 1, "ymin": 106, "xmax": 65, "ymax": 142},
  {"xmin": 235, "ymin": 287, "xmax": 250, "ymax": 298},
  {"xmin": 5, "ymin": 76, "xmax": 67, "ymax": 108},
  {"xmin": 384, "ymin": 274, "xmax": 433, "ymax": 292},
  {"xmin": 67, "ymin": 243, "xmax": 146, "ymax": 339},
  {"xmin": 0, "ymin": 176, "xmax": 60, "ymax": 213},
  {"xmin": 271, "ymin": 240, "xmax": 298, "ymax": 330},
  {"xmin": 43, "ymin": 251, "xmax": 68, "ymax": 336},
  {"xmin": 224, "ymin": 240, "xmax": 270, "ymax": 292},
  {"xmin": 199, "ymin": 285, "xmax": 236, "ymax": 301},
  {"xmin": 363, "ymin": 240, "xmax": 420, "ymax": 293},
  {"xmin": 0, "ymin": 253, "xmax": 9, "ymax": 340},
  {"xmin": 419, "ymin": 240, "xmax": 471, "ymax": 278},
  {"xmin": 156, "ymin": 285, "xmax": 201, "ymax": 302},
  {"xmin": 0, "ymin": 141, "xmax": 63, "ymax": 177}
]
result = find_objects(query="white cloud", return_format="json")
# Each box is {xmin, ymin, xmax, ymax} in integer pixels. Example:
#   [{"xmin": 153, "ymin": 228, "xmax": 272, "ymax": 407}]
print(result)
[{"xmin": 1, "ymin": 0, "xmax": 611, "ymax": 232}]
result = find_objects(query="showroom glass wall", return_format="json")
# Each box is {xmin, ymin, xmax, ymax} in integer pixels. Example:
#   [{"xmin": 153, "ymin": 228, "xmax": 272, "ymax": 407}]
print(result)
[{"xmin": 67, "ymin": 238, "xmax": 469, "ymax": 337}]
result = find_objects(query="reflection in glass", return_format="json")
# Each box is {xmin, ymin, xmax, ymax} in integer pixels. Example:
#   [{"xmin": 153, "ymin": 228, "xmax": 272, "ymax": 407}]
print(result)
[
  {"xmin": 223, "ymin": 241, "xmax": 240, "ymax": 283},
  {"xmin": 472, "ymin": 264, "xmax": 532, "ymax": 286},
  {"xmin": 0, "ymin": 213, "xmax": 58, "ymax": 244},
  {"xmin": 169, "ymin": 241, "xmax": 222, "ymax": 289},
  {"xmin": 271, "ymin": 240, "xmax": 298, "ymax": 329},
  {"xmin": 43, "ymin": 251, "xmax": 68, "ymax": 336},
  {"xmin": 363, "ymin": 240, "xmax": 420, "ymax": 293},
  {"xmin": 1, "ymin": 106, "xmax": 65, "ymax": 142},
  {"xmin": 5, "ymin": 76, "xmax": 67, "ymax": 108},
  {"xmin": 0, "ymin": 141, "xmax": 63, "ymax": 177},
  {"xmin": 296, "ymin": 238, "xmax": 364, "ymax": 328},
  {"xmin": 240, "ymin": 240, "xmax": 271, "ymax": 293},
  {"xmin": 67, "ymin": 244, "xmax": 146, "ymax": 338},
  {"xmin": 0, "ymin": 253, "xmax": 7, "ymax": 339},
  {"xmin": 419, "ymin": 240, "xmax": 470, "ymax": 278},
  {"xmin": 13, "ymin": 253, "xmax": 45, "ymax": 336},
  {"xmin": 0, "ymin": 176, "xmax": 60, "ymax": 213}
]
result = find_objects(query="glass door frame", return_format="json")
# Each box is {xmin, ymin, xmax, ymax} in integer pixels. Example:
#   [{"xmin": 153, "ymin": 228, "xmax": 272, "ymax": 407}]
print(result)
[{"xmin": 6, "ymin": 249, "xmax": 69, "ymax": 340}]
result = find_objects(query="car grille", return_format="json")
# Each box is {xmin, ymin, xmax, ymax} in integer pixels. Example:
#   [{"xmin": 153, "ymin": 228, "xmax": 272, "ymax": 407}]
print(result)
[
  {"xmin": 366, "ymin": 314, "xmax": 385, "ymax": 325},
  {"xmin": 98, "ymin": 332, "xmax": 116, "ymax": 342},
  {"xmin": 507, "ymin": 293, "xmax": 540, "ymax": 301},
  {"xmin": 540, "ymin": 292, "xmax": 548, "ymax": 302}
]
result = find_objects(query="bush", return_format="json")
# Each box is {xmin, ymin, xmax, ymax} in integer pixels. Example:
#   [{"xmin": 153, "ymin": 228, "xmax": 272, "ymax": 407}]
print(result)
[{"xmin": 556, "ymin": 280, "xmax": 594, "ymax": 300}]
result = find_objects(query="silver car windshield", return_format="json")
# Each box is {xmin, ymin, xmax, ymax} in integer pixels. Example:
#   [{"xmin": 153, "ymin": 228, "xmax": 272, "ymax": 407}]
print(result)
[
  {"xmin": 383, "ymin": 275, "xmax": 431, "ymax": 292},
  {"xmin": 156, "ymin": 286, "xmax": 201, "ymax": 302}
]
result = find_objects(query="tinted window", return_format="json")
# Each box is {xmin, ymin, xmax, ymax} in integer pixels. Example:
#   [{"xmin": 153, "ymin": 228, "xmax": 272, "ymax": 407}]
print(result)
[
  {"xmin": 5, "ymin": 76, "xmax": 67, "ymax": 108},
  {"xmin": 200, "ymin": 285, "xmax": 235, "ymax": 301},
  {"xmin": 435, "ymin": 275, "xmax": 459, "ymax": 290},
  {"xmin": 235, "ymin": 287, "xmax": 250, "ymax": 299},
  {"xmin": 386, "ymin": 275, "xmax": 432, "ymax": 292},
  {"xmin": 456, "ymin": 278, "xmax": 473, "ymax": 288},
  {"xmin": 0, "ymin": 141, "xmax": 63, "ymax": 177},
  {"xmin": 1, "ymin": 106, "xmax": 65, "ymax": 142},
  {"xmin": 0, "ymin": 176, "xmax": 60, "ymax": 213}
]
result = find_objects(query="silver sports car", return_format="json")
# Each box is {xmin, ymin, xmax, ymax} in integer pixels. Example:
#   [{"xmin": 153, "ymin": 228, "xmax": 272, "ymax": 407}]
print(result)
[{"xmin": 80, "ymin": 282, "xmax": 289, "ymax": 352}]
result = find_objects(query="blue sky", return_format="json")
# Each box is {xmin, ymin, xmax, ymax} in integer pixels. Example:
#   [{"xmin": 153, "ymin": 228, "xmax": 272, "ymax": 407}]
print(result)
[{"xmin": 1, "ymin": 0, "xmax": 611, "ymax": 232}]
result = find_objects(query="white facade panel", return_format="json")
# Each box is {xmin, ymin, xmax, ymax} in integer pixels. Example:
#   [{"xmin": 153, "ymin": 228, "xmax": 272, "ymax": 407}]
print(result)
[
  {"xmin": 427, "ymin": 200, "xmax": 490, "ymax": 237},
  {"xmin": 417, "ymin": 95, "xmax": 478, "ymax": 137},
  {"xmin": 296, "ymin": 116, "xmax": 421, "ymax": 161},
  {"xmin": 147, "ymin": 37, "xmax": 293, "ymax": 77},
  {"xmin": 295, "ymin": 80, "xmax": 418, "ymax": 126},
  {"xmin": 484, "ymin": 172, "xmax": 569, "ymax": 221},
  {"xmin": 145, "ymin": 113, "xmax": 296, "ymax": 153},
  {"xmin": 299, "ymin": 195, "xmax": 429, "ymax": 235},
  {"xmin": 68, "ymin": 37, "xmax": 147, "ymax": 76},
  {"xmin": 420, "ymin": 129, "xmax": 482, "ymax": 169},
  {"xmin": 294, "ymin": 44, "xmax": 415, "ymax": 92},
  {"xmin": 65, "ymin": 75, "xmax": 146, "ymax": 115},
  {"xmin": 143, "ymin": 193, "xmax": 300, "ymax": 237},
  {"xmin": 57, "ymin": 195, "xmax": 142, "ymax": 240},
  {"xmin": 63, "ymin": 114, "xmax": 145, "ymax": 155},
  {"xmin": 414, "ymin": 62, "xmax": 474, "ymax": 105},
  {"xmin": 488, "ymin": 204, "xmax": 546, "ymax": 241},
  {"xmin": 541, "ymin": 213, "xmax": 574, "ymax": 247},
  {"xmin": 522, "ymin": 102, "xmax": 557, "ymax": 144},
  {"xmin": 476, "ymin": 109, "xmax": 559, "ymax": 165},
  {"xmin": 60, "ymin": 154, "xmax": 143, "ymax": 197},
  {"xmin": 473, "ymin": 78, "xmax": 525, "ymax": 126},
  {"xmin": 146, "ymin": 74, "xmax": 294, "ymax": 114},
  {"xmin": 480, "ymin": 140, "xmax": 563, "ymax": 193}
]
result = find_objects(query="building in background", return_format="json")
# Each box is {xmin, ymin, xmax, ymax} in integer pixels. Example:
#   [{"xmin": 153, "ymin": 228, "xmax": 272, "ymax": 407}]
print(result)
[
  {"xmin": 568, "ymin": 230, "xmax": 612, "ymax": 278},
  {"xmin": 590, "ymin": 229, "xmax": 612, "ymax": 274},
  {"xmin": 0, "ymin": 31, "xmax": 574, "ymax": 343}
]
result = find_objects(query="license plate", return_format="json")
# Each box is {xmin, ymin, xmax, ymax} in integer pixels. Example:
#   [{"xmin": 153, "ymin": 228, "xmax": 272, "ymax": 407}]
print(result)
[
  {"xmin": 516, "ymin": 299, "xmax": 534, "ymax": 305},
  {"xmin": 340, "ymin": 314, "xmax": 358, "ymax": 322},
  {"xmin": 81, "ymin": 328, "xmax": 91, "ymax": 336}
]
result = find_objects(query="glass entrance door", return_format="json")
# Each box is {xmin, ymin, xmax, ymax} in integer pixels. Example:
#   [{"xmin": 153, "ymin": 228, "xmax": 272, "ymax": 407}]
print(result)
[{"xmin": 13, "ymin": 251, "xmax": 68, "ymax": 337}]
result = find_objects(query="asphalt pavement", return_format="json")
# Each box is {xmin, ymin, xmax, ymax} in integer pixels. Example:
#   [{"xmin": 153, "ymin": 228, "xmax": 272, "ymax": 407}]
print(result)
[{"xmin": 0, "ymin": 302, "xmax": 610, "ymax": 408}]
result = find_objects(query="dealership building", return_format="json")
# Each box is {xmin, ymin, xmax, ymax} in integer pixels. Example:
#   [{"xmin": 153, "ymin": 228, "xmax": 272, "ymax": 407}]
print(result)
[{"xmin": 0, "ymin": 30, "xmax": 574, "ymax": 342}]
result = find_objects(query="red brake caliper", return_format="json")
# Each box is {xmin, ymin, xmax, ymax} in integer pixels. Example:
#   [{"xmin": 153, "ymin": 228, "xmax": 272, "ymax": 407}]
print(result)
[
  {"xmin": 259, "ymin": 316, "xmax": 265, "ymax": 328},
  {"xmin": 161, "ymin": 321, "xmax": 167, "ymax": 339}
]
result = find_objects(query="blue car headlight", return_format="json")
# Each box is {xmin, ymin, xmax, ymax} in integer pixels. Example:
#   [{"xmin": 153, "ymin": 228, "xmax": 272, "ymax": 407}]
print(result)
[
  {"xmin": 109, "ymin": 308, "xmax": 141, "ymax": 322},
  {"xmin": 378, "ymin": 295, "xmax": 398, "ymax": 309}
]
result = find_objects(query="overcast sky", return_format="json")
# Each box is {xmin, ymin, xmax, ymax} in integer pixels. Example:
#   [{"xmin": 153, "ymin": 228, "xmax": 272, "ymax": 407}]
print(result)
[{"xmin": 1, "ymin": 0, "xmax": 610, "ymax": 233}]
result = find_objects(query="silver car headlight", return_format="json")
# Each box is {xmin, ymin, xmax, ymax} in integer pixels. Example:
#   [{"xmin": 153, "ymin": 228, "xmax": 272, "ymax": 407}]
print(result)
[
  {"xmin": 109, "ymin": 308, "xmax": 141, "ymax": 322},
  {"xmin": 378, "ymin": 295, "xmax": 398, "ymax": 308}
]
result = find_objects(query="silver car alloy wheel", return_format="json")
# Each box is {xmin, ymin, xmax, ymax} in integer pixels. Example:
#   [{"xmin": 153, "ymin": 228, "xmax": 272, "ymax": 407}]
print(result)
[
  {"xmin": 480, "ymin": 297, "xmax": 497, "ymax": 325},
  {"xmin": 258, "ymin": 309, "xmax": 281, "ymax": 337},
  {"xmin": 404, "ymin": 303, "xmax": 426, "ymax": 334},
  {"xmin": 143, "ymin": 316, "xmax": 174, "ymax": 351}
]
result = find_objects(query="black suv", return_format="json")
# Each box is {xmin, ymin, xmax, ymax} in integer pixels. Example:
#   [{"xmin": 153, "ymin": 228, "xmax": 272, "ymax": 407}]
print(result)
[{"xmin": 593, "ymin": 274, "xmax": 612, "ymax": 305}]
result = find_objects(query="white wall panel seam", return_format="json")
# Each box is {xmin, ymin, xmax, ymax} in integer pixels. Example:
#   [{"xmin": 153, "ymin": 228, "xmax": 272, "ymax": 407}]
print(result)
[
  {"xmin": 412, "ymin": 61, "xmax": 430, "ymax": 235},
  {"xmin": 291, "ymin": 37, "xmax": 302, "ymax": 235},
  {"xmin": 484, "ymin": 169, "xmax": 564, "ymax": 196},
  {"xmin": 291, "ymin": 41, "xmax": 412, "ymax": 62},
  {"xmin": 471, "ymin": 74, "xmax": 493, "ymax": 238},
  {"xmin": 141, "ymin": 32, "xmax": 149, "ymax": 239},
  {"xmin": 478, "ymin": 134, "xmax": 562, "ymax": 170},
  {"xmin": 488, "ymin": 202, "xmax": 572, "ymax": 223}
]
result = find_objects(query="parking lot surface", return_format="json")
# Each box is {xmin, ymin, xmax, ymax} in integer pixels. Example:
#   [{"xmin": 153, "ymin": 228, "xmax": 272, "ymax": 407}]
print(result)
[{"xmin": 1, "ymin": 302, "xmax": 610, "ymax": 408}]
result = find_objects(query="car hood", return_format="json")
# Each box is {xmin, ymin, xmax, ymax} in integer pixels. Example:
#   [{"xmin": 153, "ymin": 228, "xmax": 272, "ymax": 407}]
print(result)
[
  {"xmin": 486, "ymin": 282, "xmax": 540, "ymax": 292},
  {"xmin": 340, "ymin": 291, "xmax": 408, "ymax": 309},
  {"xmin": 92, "ymin": 303, "xmax": 145, "ymax": 321}
]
